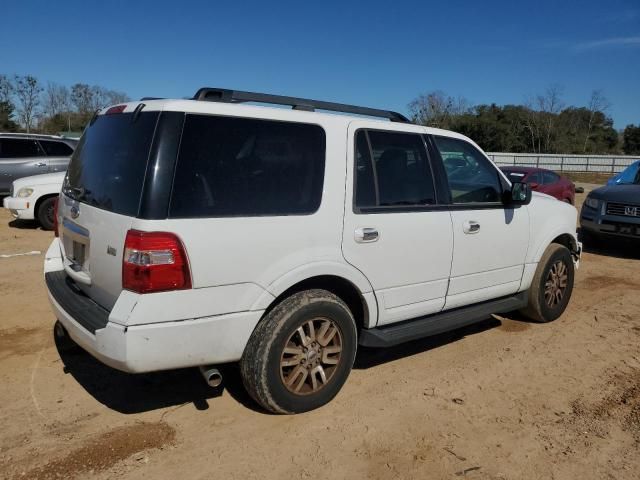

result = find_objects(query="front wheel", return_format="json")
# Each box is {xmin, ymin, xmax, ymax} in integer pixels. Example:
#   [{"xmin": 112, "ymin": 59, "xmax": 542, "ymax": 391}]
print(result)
[
  {"xmin": 37, "ymin": 197, "xmax": 56, "ymax": 230},
  {"xmin": 520, "ymin": 243, "xmax": 575, "ymax": 323},
  {"xmin": 240, "ymin": 289, "xmax": 357, "ymax": 414}
]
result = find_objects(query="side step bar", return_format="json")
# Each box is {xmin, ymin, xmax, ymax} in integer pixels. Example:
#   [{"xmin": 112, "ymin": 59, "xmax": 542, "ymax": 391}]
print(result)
[{"xmin": 359, "ymin": 292, "xmax": 528, "ymax": 348}]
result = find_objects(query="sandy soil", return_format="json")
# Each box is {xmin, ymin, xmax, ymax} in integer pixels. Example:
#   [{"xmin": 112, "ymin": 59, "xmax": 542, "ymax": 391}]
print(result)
[{"xmin": 1, "ymin": 190, "xmax": 639, "ymax": 480}]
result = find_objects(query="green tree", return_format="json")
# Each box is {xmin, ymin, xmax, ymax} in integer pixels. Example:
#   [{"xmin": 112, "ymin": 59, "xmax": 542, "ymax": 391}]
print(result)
[
  {"xmin": 623, "ymin": 125, "xmax": 640, "ymax": 155},
  {"xmin": 0, "ymin": 100, "xmax": 18, "ymax": 131}
]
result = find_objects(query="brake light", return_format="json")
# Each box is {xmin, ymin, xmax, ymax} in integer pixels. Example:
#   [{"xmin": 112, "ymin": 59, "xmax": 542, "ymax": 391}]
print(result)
[
  {"xmin": 105, "ymin": 105, "xmax": 127, "ymax": 115},
  {"xmin": 53, "ymin": 197, "xmax": 59, "ymax": 237},
  {"xmin": 122, "ymin": 230, "xmax": 192, "ymax": 294}
]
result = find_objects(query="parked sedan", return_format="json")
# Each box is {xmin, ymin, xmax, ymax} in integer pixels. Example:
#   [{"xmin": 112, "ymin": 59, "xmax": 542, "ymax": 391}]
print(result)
[
  {"xmin": 500, "ymin": 166, "xmax": 575, "ymax": 204},
  {"xmin": 3, "ymin": 171, "xmax": 64, "ymax": 230}
]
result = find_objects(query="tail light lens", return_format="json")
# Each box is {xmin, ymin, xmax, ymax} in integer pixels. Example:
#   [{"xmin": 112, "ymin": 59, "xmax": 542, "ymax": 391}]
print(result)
[
  {"xmin": 53, "ymin": 196, "xmax": 59, "ymax": 237},
  {"xmin": 122, "ymin": 230, "xmax": 192, "ymax": 294}
]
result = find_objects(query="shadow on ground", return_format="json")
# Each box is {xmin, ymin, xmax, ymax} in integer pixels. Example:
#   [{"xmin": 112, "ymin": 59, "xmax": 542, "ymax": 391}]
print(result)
[
  {"xmin": 56, "ymin": 314, "xmax": 532, "ymax": 414},
  {"xmin": 354, "ymin": 317, "xmax": 503, "ymax": 369},
  {"xmin": 580, "ymin": 229, "xmax": 640, "ymax": 260},
  {"xmin": 55, "ymin": 330, "xmax": 225, "ymax": 414},
  {"xmin": 8, "ymin": 218, "xmax": 40, "ymax": 230}
]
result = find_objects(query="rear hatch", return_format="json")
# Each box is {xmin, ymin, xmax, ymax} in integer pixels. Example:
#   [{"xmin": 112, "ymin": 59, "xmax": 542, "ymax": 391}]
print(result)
[{"xmin": 58, "ymin": 108, "xmax": 160, "ymax": 310}]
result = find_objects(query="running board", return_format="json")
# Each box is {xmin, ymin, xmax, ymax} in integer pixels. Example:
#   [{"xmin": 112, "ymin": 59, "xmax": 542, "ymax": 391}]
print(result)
[{"xmin": 359, "ymin": 292, "xmax": 528, "ymax": 348}]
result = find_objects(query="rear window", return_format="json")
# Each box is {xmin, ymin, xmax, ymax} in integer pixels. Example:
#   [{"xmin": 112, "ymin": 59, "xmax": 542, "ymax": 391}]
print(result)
[
  {"xmin": 169, "ymin": 114, "xmax": 326, "ymax": 218},
  {"xmin": 65, "ymin": 112, "xmax": 159, "ymax": 216},
  {"xmin": 39, "ymin": 140, "xmax": 74, "ymax": 156},
  {"xmin": 502, "ymin": 170, "xmax": 528, "ymax": 184}
]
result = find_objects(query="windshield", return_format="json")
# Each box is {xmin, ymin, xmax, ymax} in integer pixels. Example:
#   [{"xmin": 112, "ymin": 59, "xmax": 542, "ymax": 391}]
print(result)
[
  {"xmin": 615, "ymin": 162, "xmax": 640, "ymax": 185},
  {"xmin": 501, "ymin": 170, "xmax": 528, "ymax": 184},
  {"xmin": 64, "ymin": 112, "xmax": 159, "ymax": 216}
]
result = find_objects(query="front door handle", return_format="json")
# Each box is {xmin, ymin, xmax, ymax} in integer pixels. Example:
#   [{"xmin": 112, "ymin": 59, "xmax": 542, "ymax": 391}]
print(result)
[
  {"xmin": 463, "ymin": 221, "xmax": 480, "ymax": 234},
  {"xmin": 355, "ymin": 227, "xmax": 379, "ymax": 243},
  {"xmin": 35, "ymin": 162, "xmax": 47, "ymax": 167}
]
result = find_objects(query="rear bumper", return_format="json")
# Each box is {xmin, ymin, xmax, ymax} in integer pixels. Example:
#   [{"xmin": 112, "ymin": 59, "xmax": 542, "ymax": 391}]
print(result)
[
  {"xmin": 44, "ymin": 239, "xmax": 264, "ymax": 373},
  {"xmin": 2, "ymin": 196, "xmax": 33, "ymax": 219}
]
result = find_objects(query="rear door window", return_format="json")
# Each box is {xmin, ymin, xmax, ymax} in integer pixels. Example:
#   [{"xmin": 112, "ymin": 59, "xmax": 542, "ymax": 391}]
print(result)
[
  {"xmin": 502, "ymin": 170, "xmax": 527, "ymax": 184},
  {"xmin": 527, "ymin": 172, "xmax": 542, "ymax": 185},
  {"xmin": 354, "ymin": 130, "xmax": 436, "ymax": 210},
  {"xmin": 169, "ymin": 115, "xmax": 326, "ymax": 218},
  {"xmin": 39, "ymin": 140, "xmax": 74, "ymax": 156},
  {"xmin": 0, "ymin": 138, "xmax": 44, "ymax": 158},
  {"xmin": 542, "ymin": 171, "xmax": 559, "ymax": 184},
  {"xmin": 65, "ymin": 112, "xmax": 159, "ymax": 216}
]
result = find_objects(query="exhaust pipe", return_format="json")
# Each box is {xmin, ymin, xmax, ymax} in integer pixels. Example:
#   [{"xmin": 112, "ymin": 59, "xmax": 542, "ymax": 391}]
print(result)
[{"xmin": 199, "ymin": 366, "xmax": 223, "ymax": 388}]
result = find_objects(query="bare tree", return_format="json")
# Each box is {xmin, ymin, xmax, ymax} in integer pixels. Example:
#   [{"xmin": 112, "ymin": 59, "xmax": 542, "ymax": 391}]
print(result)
[
  {"xmin": 43, "ymin": 82, "xmax": 70, "ymax": 118},
  {"xmin": 408, "ymin": 90, "xmax": 470, "ymax": 129},
  {"xmin": 522, "ymin": 97, "xmax": 542, "ymax": 153},
  {"xmin": 105, "ymin": 89, "xmax": 130, "ymax": 105},
  {"xmin": 583, "ymin": 89, "xmax": 610, "ymax": 152},
  {"xmin": 14, "ymin": 75, "xmax": 42, "ymax": 133},
  {"xmin": 535, "ymin": 84, "xmax": 564, "ymax": 152},
  {"xmin": 71, "ymin": 83, "xmax": 94, "ymax": 114}
]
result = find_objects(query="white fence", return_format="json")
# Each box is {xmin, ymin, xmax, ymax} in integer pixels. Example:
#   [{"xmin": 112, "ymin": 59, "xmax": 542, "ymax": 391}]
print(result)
[{"xmin": 487, "ymin": 152, "xmax": 639, "ymax": 173}]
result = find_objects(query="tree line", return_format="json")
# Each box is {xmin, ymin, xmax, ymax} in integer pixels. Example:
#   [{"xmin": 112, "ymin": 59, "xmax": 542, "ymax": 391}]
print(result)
[
  {"xmin": 408, "ymin": 86, "xmax": 640, "ymax": 155},
  {"xmin": 0, "ymin": 74, "xmax": 129, "ymax": 134}
]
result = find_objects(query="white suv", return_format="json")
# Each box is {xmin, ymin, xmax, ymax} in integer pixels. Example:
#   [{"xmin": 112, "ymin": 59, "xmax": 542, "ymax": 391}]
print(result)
[{"xmin": 45, "ymin": 88, "xmax": 581, "ymax": 414}]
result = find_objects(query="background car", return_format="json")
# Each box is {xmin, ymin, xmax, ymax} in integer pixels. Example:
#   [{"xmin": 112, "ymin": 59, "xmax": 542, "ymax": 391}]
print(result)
[
  {"xmin": 0, "ymin": 133, "xmax": 77, "ymax": 195},
  {"xmin": 2, "ymin": 171, "xmax": 64, "ymax": 230},
  {"xmin": 607, "ymin": 160, "xmax": 640, "ymax": 186},
  {"xmin": 581, "ymin": 163, "xmax": 640, "ymax": 242},
  {"xmin": 500, "ymin": 166, "xmax": 575, "ymax": 204}
]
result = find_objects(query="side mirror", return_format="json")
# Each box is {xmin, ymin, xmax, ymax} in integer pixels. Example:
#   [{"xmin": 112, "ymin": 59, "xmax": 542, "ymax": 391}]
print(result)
[{"xmin": 507, "ymin": 182, "xmax": 532, "ymax": 205}]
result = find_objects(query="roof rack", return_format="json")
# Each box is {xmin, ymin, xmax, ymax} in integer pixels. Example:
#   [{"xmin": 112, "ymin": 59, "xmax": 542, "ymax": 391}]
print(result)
[{"xmin": 192, "ymin": 87, "xmax": 411, "ymax": 123}]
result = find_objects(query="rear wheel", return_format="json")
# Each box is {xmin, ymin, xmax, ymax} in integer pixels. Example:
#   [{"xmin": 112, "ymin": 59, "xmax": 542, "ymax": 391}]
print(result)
[
  {"xmin": 520, "ymin": 243, "xmax": 574, "ymax": 323},
  {"xmin": 37, "ymin": 197, "xmax": 56, "ymax": 230},
  {"xmin": 240, "ymin": 289, "xmax": 357, "ymax": 414}
]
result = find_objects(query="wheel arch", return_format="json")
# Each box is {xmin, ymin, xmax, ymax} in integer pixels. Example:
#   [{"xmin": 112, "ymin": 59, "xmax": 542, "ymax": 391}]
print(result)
[
  {"xmin": 251, "ymin": 262, "xmax": 378, "ymax": 330},
  {"xmin": 531, "ymin": 228, "xmax": 580, "ymax": 264},
  {"xmin": 34, "ymin": 193, "xmax": 58, "ymax": 219}
]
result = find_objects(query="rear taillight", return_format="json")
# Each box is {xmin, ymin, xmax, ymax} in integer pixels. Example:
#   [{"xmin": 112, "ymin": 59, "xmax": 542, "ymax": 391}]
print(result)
[
  {"xmin": 122, "ymin": 230, "xmax": 192, "ymax": 294},
  {"xmin": 53, "ymin": 197, "xmax": 59, "ymax": 237}
]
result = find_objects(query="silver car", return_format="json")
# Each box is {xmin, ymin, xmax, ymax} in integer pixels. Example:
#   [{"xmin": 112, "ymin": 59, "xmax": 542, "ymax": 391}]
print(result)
[{"xmin": 0, "ymin": 133, "xmax": 77, "ymax": 195}]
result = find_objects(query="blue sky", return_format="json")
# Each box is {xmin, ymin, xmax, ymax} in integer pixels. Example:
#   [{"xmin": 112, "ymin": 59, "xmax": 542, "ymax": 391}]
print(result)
[{"xmin": 2, "ymin": 0, "xmax": 639, "ymax": 128}]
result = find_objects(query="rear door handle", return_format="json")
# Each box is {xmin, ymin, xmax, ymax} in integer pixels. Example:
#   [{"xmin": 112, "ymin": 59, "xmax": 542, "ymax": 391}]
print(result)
[
  {"xmin": 355, "ymin": 227, "xmax": 379, "ymax": 243},
  {"xmin": 35, "ymin": 162, "xmax": 47, "ymax": 167},
  {"xmin": 463, "ymin": 221, "xmax": 480, "ymax": 234}
]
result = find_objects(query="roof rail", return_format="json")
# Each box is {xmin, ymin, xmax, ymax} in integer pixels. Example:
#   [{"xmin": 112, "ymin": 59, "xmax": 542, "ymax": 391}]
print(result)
[{"xmin": 192, "ymin": 87, "xmax": 411, "ymax": 123}]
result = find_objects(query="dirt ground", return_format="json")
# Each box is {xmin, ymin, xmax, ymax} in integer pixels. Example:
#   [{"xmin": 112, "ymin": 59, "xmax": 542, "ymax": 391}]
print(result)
[{"xmin": 1, "ymin": 189, "xmax": 639, "ymax": 480}]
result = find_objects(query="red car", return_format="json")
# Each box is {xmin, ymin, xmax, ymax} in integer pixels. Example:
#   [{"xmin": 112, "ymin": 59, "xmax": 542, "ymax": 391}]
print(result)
[{"xmin": 500, "ymin": 166, "xmax": 575, "ymax": 205}]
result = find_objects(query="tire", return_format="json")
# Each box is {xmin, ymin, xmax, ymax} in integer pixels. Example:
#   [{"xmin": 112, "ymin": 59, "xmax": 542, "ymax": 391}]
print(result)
[
  {"xmin": 37, "ymin": 197, "xmax": 56, "ymax": 230},
  {"xmin": 240, "ymin": 289, "xmax": 357, "ymax": 414},
  {"xmin": 520, "ymin": 243, "xmax": 574, "ymax": 323}
]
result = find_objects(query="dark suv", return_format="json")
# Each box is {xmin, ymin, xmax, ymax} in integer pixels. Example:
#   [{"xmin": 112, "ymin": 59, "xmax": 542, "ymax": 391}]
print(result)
[
  {"xmin": 0, "ymin": 133, "xmax": 77, "ymax": 194},
  {"xmin": 580, "ymin": 165, "xmax": 640, "ymax": 242}
]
